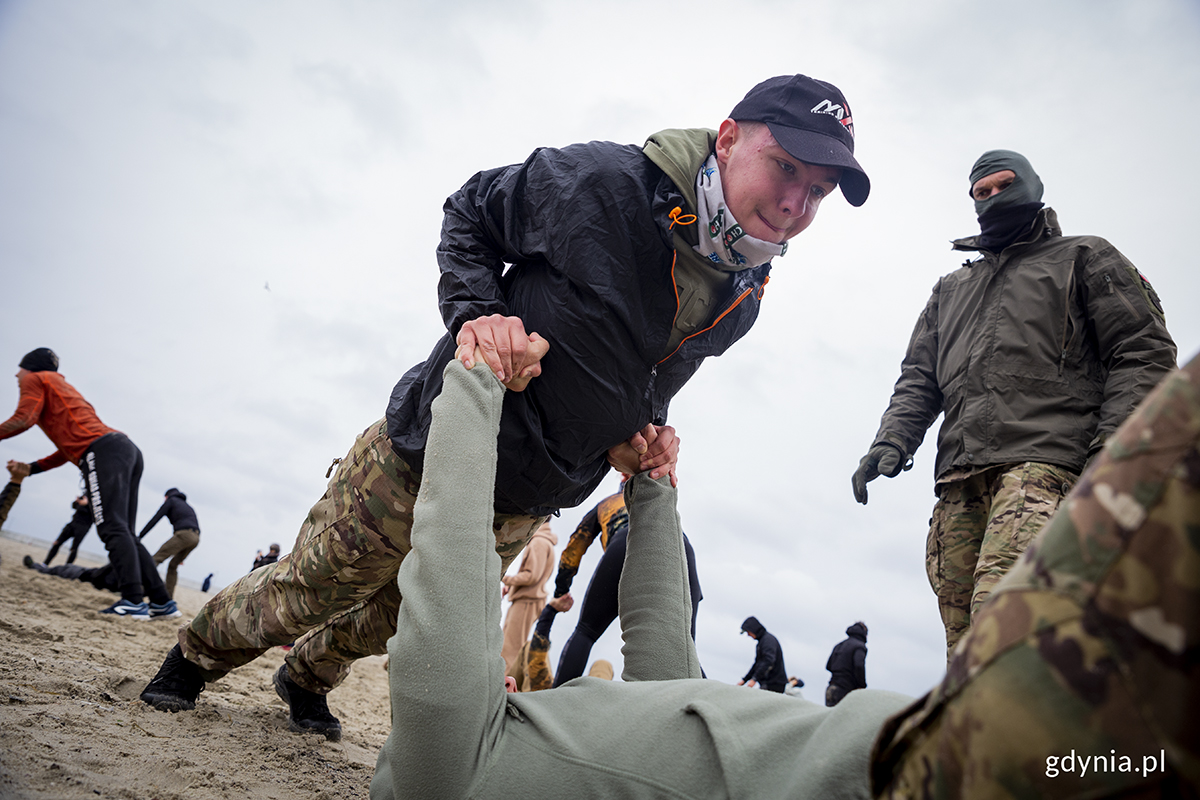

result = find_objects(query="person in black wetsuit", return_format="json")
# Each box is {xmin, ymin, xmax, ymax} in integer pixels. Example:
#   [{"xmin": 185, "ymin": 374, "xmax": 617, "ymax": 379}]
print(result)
[{"xmin": 540, "ymin": 482, "xmax": 703, "ymax": 687}]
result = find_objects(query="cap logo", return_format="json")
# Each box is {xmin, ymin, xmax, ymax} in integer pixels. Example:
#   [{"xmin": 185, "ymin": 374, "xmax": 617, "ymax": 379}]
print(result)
[{"xmin": 811, "ymin": 99, "xmax": 854, "ymax": 138}]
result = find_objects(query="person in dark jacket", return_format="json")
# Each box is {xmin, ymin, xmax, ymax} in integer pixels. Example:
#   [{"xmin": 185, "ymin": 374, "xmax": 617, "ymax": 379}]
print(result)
[
  {"xmin": 141, "ymin": 74, "xmax": 871, "ymax": 738},
  {"xmin": 738, "ymin": 616, "xmax": 788, "ymax": 693},
  {"xmin": 45, "ymin": 494, "xmax": 93, "ymax": 566},
  {"xmin": 825, "ymin": 621, "xmax": 868, "ymax": 707},
  {"xmin": 24, "ymin": 552, "xmax": 120, "ymax": 594},
  {"xmin": 251, "ymin": 543, "xmax": 280, "ymax": 571},
  {"xmin": 2, "ymin": 347, "xmax": 176, "ymax": 620},
  {"xmin": 851, "ymin": 150, "xmax": 1177, "ymax": 658},
  {"xmin": 138, "ymin": 488, "xmax": 200, "ymax": 599}
]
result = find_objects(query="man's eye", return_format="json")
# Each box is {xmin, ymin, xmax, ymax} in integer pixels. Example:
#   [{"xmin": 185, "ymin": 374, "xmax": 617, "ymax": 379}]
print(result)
[
  {"xmin": 778, "ymin": 160, "xmax": 795, "ymax": 175},
  {"xmin": 812, "ymin": 186, "xmax": 826, "ymax": 198}
]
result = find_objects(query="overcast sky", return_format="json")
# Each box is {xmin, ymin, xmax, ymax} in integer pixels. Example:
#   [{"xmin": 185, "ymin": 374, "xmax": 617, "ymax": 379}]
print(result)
[{"xmin": 1, "ymin": 0, "xmax": 1197, "ymax": 700}]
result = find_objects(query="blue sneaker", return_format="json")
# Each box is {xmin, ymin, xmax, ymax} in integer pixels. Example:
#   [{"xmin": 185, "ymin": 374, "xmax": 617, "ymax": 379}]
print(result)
[
  {"xmin": 100, "ymin": 599, "xmax": 149, "ymax": 619},
  {"xmin": 149, "ymin": 600, "xmax": 181, "ymax": 620}
]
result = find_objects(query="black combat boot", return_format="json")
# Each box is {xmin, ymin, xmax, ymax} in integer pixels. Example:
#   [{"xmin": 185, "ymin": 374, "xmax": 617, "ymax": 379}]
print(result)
[
  {"xmin": 140, "ymin": 644, "xmax": 206, "ymax": 711},
  {"xmin": 273, "ymin": 664, "xmax": 343, "ymax": 742}
]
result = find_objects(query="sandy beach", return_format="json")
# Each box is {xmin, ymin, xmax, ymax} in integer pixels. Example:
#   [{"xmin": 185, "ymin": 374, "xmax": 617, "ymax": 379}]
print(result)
[{"xmin": 0, "ymin": 533, "xmax": 391, "ymax": 800}]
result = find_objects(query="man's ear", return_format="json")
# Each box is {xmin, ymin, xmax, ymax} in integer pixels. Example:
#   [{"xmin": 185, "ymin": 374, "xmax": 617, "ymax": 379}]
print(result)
[{"xmin": 715, "ymin": 118, "xmax": 739, "ymax": 167}]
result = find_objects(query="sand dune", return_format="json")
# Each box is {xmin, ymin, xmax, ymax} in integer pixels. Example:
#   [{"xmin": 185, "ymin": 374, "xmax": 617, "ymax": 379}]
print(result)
[{"xmin": 0, "ymin": 534, "xmax": 391, "ymax": 800}]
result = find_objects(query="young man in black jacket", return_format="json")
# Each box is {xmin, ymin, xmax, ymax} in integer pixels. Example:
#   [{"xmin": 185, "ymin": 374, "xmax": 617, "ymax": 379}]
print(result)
[
  {"xmin": 138, "ymin": 488, "xmax": 200, "ymax": 599},
  {"xmin": 141, "ymin": 74, "xmax": 871, "ymax": 739},
  {"xmin": 825, "ymin": 621, "xmax": 868, "ymax": 706},
  {"xmin": 738, "ymin": 615, "xmax": 788, "ymax": 693}
]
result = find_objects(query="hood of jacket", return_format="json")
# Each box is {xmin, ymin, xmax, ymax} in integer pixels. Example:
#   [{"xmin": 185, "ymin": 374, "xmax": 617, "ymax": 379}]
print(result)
[
  {"xmin": 166, "ymin": 488, "xmax": 186, "ymax": 501},
  {"xmin": 846, "ymin": 622, "xmax": 868, "ymax": 642},
  {"xmin": 530, "ymin": 521, "xmax": 557, "ymax": 548},
  {"xmin": 741, "ymin": 616, "xmax": 766, "ymax": 638},
  {"xmin": 642, "ymin": 128, "xmax": 716, "ymax": 231}
]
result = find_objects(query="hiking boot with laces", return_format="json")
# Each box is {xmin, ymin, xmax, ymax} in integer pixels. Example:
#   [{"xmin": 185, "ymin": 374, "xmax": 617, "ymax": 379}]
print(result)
[
  {"xmin": 273, "ymin": 664, "xmax": 343, "ymax": 742},
  {"xmin": 140, "ymin": 644, "xmax": 206, "ymax": 711}
]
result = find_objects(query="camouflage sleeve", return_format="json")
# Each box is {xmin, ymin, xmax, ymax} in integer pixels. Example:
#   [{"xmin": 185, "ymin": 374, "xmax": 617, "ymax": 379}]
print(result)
[{"xmin": 871, "ymin": 355, "xmax": 1200, "ymax": 798}]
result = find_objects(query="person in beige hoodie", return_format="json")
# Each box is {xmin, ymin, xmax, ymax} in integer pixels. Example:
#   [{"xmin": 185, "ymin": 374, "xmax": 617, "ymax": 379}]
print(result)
[{"xmin": 500, "ymin": 521, "xmax": 557, "ymax": 676}]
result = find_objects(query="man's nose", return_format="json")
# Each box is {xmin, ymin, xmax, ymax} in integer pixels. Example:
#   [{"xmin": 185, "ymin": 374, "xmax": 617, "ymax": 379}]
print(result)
[{"xmin": 780, "ymin": 186, "xmax": 811, "ymax": 217}]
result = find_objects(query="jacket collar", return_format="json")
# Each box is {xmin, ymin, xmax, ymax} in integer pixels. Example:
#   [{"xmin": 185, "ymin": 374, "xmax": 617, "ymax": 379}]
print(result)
[{"xmin": 951, "ymin": 206, "xmax": 1062, "ymax": 255}]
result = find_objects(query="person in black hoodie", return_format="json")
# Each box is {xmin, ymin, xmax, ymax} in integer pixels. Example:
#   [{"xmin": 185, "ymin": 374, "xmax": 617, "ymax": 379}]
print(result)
[
  {"xmin": 45, "ymin": 494, "xmax": 93, "ymax": 565},
  {"xmin": 738, "ymin": 616, "xmax": 787, "ymax": 693},
  {"xmin": 138, "ymin": 488, "xmax": 200, "ymax": 599},
  {"xmin": 825, "ymin": 621, "xmax": 868, "ymax": 706}
]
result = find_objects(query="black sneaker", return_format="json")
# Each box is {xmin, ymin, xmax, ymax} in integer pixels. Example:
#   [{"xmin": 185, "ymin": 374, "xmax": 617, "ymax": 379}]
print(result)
[
  {"xmin": 140, "ymin": 644, "xmax": 206, "ymax": 712},
  {"xmin": 273, "ymin": 664, "xmax": 342, "ymax": 742},
  {"xmin": 23, "ymin": 555, "xmax": 48, "ymax": 572}
]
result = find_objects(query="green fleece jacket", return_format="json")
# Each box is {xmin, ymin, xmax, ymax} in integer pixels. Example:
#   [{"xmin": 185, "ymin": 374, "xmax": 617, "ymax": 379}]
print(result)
[{"xmin": 371, "ymin": 360, "xmax": 911, "ymax": 800}]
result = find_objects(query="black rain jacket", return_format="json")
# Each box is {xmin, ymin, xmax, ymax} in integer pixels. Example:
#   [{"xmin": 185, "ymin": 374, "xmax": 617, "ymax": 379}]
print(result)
[
  {"xmin": 826, "ymin": 622, "xmax": 868, "ymax": 692},
  {"xmin": 387, "ymin": 130, "xmax": 770, "ymax": 515},
  {"xmin": 741, "ymin": 616, "xmax": 788, "ymax": 691}
]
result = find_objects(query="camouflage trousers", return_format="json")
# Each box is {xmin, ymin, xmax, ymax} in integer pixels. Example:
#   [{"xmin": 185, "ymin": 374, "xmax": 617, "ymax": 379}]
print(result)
[
  {"xmin": 926, "ymin": 461, "xmax": 1078, "ymax": 658},
  {"xmin": 873, "ymin": 357, "xmax": 1200, "ymax": 799},
  {"xmin": 180, "ymin": 418, "xmax": 546, "ymax": 693}
]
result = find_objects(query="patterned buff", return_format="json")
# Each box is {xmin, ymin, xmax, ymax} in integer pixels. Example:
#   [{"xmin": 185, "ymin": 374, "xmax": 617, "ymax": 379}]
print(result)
[{"xmin": 693, "ymin": 154, "xmax": 786, "ymax": 270}]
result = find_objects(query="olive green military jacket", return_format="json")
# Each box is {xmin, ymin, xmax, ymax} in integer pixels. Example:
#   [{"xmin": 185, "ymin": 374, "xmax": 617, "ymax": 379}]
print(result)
[{"xmin": 873, "ymin": 208, "xmax": 1176, "ymax": 482}]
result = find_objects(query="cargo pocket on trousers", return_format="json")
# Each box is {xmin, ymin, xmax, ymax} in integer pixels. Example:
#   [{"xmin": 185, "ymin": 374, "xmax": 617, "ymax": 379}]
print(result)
[
  {"xmin": 925, "ymin": 506, "xmax": 944, "ymax": 596},
  {"xmin": 293, "ymin": 514, "xmax": 381, "ymax": 589}
]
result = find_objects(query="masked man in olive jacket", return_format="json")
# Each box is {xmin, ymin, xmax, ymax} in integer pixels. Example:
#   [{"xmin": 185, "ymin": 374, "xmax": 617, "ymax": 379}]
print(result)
[
  {"xmin": 852, "ymin": 150, "xmax": 1177, "ymax": 658},
  {"xmin": 141, "ymin": 74, "xmax": 872, "ymax": 740}
]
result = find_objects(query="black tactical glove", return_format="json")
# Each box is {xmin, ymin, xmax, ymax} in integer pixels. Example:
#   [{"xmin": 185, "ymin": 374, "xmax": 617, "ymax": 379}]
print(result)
[{"xmin": 851, "ymin": 442, "xmax": 908, "ymax": 505}]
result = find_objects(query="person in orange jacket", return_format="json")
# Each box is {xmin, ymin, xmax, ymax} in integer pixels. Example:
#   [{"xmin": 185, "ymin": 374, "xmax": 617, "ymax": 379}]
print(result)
[{"xmin": 1, "ymin": 348, "xmax": 178, "ymax": 620}]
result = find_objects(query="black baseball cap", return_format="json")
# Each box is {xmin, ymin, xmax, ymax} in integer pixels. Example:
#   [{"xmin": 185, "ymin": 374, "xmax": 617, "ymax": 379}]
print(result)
[{"xmin": 730, "ymin": 75, "xmax": 869, "ymax": 207}]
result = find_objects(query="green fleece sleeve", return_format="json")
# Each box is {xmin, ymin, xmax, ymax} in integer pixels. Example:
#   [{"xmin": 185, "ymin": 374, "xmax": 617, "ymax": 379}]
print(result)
[
  {"xmin": 371, "ymin": 360, "xmax": 510, "ymax": 800},
  {"xmin": 617, "ymin": 472, "xmax": 702, "ymax": 682}
]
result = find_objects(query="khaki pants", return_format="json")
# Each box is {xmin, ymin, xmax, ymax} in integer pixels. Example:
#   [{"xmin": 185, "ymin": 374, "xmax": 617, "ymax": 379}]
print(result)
[{"xmin": 152, "ymin": 527, "xmax": 200, "ymax": 598}]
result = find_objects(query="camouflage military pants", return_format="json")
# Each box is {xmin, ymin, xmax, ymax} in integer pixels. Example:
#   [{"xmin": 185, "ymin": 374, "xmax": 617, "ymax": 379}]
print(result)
[
  {"xmin": 179, "ymin": 418, "xmax": 546, "ymax": 692},
  {"xmin": 926, "ymin": 462, "xmax": 1078, "ymax": 659},
  {"xmin": 873, "ymin": 358, "xmax": 1200, "ymax": 799}
]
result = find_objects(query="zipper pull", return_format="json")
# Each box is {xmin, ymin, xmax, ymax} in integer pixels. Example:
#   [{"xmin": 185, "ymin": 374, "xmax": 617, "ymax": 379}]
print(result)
[
  {"xmin": 1104, "ymin": 274, "xmax": 1115, "ymax": 294},
  {"xmin": 650, "ymin": 365, "xmax": 657, "ymax": 378}
]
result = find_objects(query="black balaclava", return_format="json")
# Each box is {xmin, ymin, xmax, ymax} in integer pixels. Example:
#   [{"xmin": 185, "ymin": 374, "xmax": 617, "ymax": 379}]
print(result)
[
  {"xmin": 18, "ymin": 348, "xmax": 59, "ymax": 373},
  {"xmin": 969, "ymin": 149, "xmax": 1044, "ymax": 253}
]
